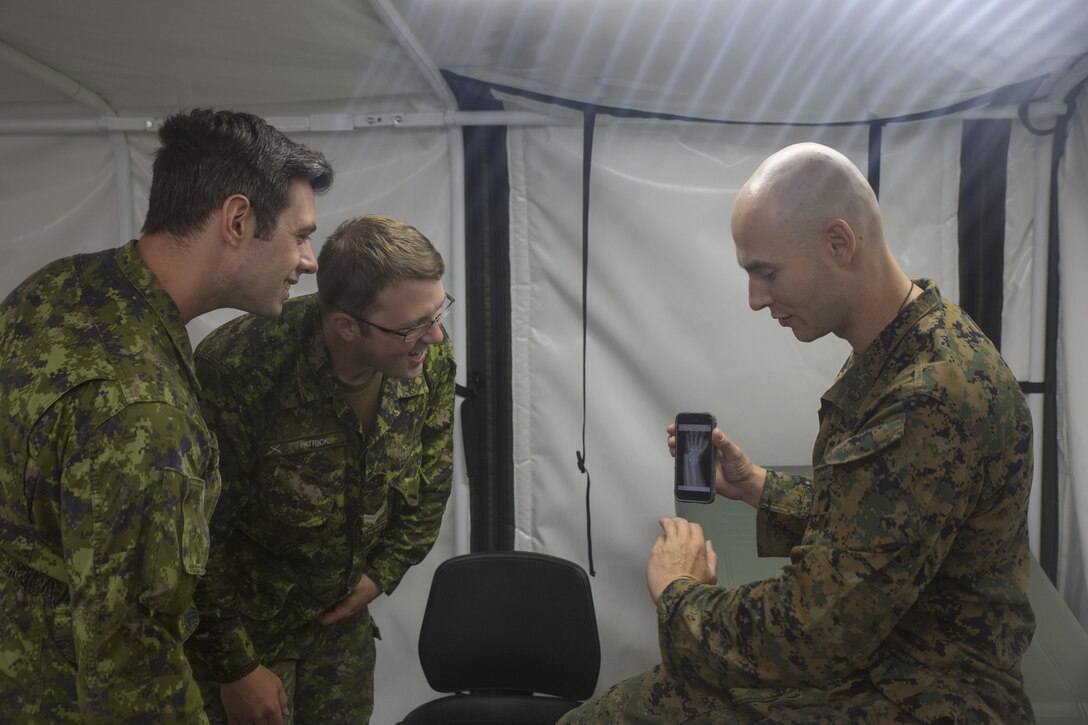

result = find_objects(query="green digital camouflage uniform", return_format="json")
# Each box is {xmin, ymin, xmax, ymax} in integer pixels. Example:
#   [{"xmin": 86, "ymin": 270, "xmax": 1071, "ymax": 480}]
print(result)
[
  {"xmin": 0, "ymin": 241, "xmax": 220, "ymax": 723},
  {"xmin": 562, "ymin": 279, "xmax": 1035, "ymax": 724},
  {"xmin": 185, "ymin": 293, "xmax": 455, "ymax": 723}
]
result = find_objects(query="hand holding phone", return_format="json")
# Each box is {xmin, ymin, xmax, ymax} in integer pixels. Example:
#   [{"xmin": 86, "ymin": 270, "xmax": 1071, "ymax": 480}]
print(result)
[{"xmin": 674, "ymin": 412, "xmax": 716, "ymax": 503}]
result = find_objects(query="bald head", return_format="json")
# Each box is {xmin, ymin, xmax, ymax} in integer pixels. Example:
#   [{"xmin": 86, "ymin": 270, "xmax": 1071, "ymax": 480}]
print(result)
[
  {"xmin": 731, "ymin": 142, "xmax": 884, "ymax": 254},
  {"xmin": 729, "ymin": 143, "xmax": 912, "ymax": 351}
]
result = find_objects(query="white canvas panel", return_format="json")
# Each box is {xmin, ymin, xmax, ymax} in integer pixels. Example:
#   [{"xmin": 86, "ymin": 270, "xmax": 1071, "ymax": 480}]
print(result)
[
  {"xmin": 880, "ymin": 122, "xmax": 962, "ymax": 303},
  {"xmin": 1057, "ymin": 89, "xmax": 1088, "ymax": 628},
  {"xmin": 1003, "ymin": 124, "xmax": 1046, "ymax": 383},
  {"xmin": 0, "ymin": 134, "xmax": 121, "ymax": 300}
]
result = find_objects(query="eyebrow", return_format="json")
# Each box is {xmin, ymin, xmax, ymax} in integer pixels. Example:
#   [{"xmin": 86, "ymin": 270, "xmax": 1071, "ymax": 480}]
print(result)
[
  {"xmin": 391, "ymin": 296, "xmax": 448, "ymax": 329},
  {"xmin": 740, "ymin": 260, "xmax": 774, "ymax": 274}
]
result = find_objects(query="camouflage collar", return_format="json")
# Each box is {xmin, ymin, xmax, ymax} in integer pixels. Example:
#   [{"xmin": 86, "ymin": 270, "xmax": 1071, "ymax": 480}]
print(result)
[
  {"xmin": 117, "ymin": 239, "xmax": 198, "ymax": 384},
  {"xmin": 822, "ymin": 278, "xmax": 940, "ymax": 416},
  {"xmin": 302, "ymin": 297, "xmax": 329, "ymax": 383},
  {"xmin": 291, "ymin": 295, "xmax": 337, "ymax": 407}
]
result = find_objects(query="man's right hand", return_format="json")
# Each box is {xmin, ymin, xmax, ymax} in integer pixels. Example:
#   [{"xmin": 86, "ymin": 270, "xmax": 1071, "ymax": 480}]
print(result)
[
  {"xmin": 220, "ymin": 665, "xmax": 289, "ymax": 725},
  {"xmin": 709, "ymin": 428, "xmax": 766, "ymax": 507}
]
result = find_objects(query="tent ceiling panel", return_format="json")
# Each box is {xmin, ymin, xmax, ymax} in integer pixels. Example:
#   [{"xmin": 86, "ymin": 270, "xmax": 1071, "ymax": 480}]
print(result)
[
  {"xmin": 395, "ymin": 0, "xmax": 1088, "ymax": 123},
  {"xmin": 1, "ymin": 1, "xmax": 1085, "ymax": 123},
  {"xmin": 0, "ymin": 0, "xmax": 443, "ymax": 117}
]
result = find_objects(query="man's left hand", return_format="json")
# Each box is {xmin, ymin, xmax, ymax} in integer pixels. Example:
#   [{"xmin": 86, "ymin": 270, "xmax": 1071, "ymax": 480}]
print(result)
[
  {"xmin": 317, "ymin": 574, "xmax": 382, "ymax": 625},
  {"xmin": 646, "ymin": 517, "xmax": 717, "ymax": 604}
]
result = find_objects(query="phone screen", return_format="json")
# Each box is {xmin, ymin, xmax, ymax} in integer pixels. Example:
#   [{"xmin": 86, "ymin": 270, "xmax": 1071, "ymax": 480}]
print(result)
[{"xmin": 674, "ymin": 413, "xmax": 716, "ymax": 503}]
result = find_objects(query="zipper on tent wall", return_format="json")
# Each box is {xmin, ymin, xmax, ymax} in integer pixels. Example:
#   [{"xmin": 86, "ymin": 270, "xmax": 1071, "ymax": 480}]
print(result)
[
  {"xmin": 443, "ymin": 71, "xmax": 516, "ymax": 552},
  {"xmin": 958, "ymin": 119, "xmax": 1011, "ymax": 349}
]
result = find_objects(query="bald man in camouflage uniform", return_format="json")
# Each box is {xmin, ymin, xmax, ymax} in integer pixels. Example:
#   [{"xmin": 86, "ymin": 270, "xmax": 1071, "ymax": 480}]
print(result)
[
  {"xmin": 0, "ymin": 109, "xmax": 332, "ymax": 723},
  {"xmin": 561, "ymin": 143, "xmax": 1035, "ymax": 724},
  {"xmin": 185, "ymin": 215, "xmax": 456, "ymax": 724}
]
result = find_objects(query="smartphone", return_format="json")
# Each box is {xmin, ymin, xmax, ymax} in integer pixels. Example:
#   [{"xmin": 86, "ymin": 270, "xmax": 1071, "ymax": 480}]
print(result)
[{"xmin": 674, "ymin": 412, "xmax": 716, "ymax": 504}]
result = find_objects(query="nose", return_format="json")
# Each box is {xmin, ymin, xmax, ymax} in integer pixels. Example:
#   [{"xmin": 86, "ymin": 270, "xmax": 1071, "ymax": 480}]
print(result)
[
  {"xmin": 421, "ymin": 320, "xmax": 445, "ymax": 344},
  {"xmin": 748, "ymin": 277, "xmax": 771, "ymax": 311},
  {"xmin": 299, "ymin": 240, "xmax": 319, "ymax": 274}
]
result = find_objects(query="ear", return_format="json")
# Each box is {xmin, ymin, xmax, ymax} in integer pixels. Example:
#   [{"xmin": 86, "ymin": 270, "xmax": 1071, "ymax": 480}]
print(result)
[
  {"xmin": 823, "ymin": 218, "xmax": 857, "ymax": 267},
  {"xmin": 219, "ymin": 194, "xmax": 253, "ymax": 248},
  {"xmin": 330, "ymin": 310, "xmax": 360, "ymax": 342}
]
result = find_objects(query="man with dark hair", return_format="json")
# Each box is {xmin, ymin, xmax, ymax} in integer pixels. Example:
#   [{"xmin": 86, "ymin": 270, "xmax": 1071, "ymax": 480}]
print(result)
[
  {"xmin": 0, "ymin": 108, "xmax": 333, "ymax": 722},
  {"xmin": 561, "ymin": 143, "xmax": 1035, "ymax": 723},
  {"xmin": 186, "ymin": 215, "xmax": 456, "ymax": 724}
]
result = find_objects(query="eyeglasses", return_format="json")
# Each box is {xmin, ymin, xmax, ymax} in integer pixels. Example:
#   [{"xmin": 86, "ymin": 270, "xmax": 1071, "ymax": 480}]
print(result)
[{"xmin": 341, "ymin": 294, "xmax": 454, "ymax": 344}]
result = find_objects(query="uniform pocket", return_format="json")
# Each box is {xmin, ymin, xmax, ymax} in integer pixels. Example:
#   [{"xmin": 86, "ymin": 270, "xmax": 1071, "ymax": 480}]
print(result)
[
  {"xmin": 140, "ymin": 468, "xmax": 212, "ymax": 615},
  {"xmin": 393, "ymin": 468, "xmax": 420, "ymax": 507},
  {"xmin": 230, "ymin": 537, "xmax": 296, "ymax": 621},
  {"xmin": 367, "ymin": 428, "xmax": 422, "ymax": 507},
  {"xmin": 0, "ymin": 573, "xmax": 46, "ymax": 683},
  {"xmin": 265, "ymin": 462, "xmax": 339, "ymax": 528},
  {"xmin": 823, "ymin": 415, "xmax": 906, "ymax": 466},
  {"xmin": 812, "ymin": 414, "xmax": 906, "ymax": 518},
  {"xmin": 180, "ymin": 478, "xmax": 210, "ymax": 575},
  {"xmin": 260, "ymin": 434, "xmax": 346, "ymax": 529},
  {"xmin": 811, "ymin": 413, "xmax": 915, "ymax": 557}
]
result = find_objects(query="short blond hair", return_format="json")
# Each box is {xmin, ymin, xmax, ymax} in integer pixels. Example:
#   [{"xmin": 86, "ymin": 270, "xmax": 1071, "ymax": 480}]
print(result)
[{"xmin": 317, "ymin": 215, "xmax": 445, "ymax": 315}]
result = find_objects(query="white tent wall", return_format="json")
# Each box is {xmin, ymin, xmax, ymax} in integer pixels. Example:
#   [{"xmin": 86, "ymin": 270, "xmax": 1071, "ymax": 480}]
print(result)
[
  {"xmin": 0, "ymin": 123, "xmax": 465, "ymax": 724},
  {"xmin": 0, "ymin": 134, "xmax": 121, "ymax": 289},
  {"xmin": 508, "ymin": 113, "xmax": 1079, "ymax": 693},
  {"xmin": 1059, "ymin": 86, "xmax": 1088, "ymax": 628}
]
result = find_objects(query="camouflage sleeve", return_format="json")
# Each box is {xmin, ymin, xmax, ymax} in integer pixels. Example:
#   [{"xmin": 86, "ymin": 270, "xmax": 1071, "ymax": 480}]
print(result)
[
  {"xmin": 656, "ymin": 393, "xmax": 977, "ymax": 690},
  {"xmin": 365, "ymin": 342, "xmax": 456, "ymax": 594},
  {"xmin": 61, "ymin": 398, "xmax": 214, "ymax": 723},
  {"xmin": 755, "ymin": 468, "xmax": 811, "ymax": 557},
  {"xmin": 186, "ymin": 355, "xmax": 262, "ymax": 682}
]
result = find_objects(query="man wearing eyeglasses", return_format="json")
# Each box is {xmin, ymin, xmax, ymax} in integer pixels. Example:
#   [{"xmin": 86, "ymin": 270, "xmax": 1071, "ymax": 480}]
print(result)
[{"xmin": 185, "ymin": 215, "xmax": 456, "ymax": 725}]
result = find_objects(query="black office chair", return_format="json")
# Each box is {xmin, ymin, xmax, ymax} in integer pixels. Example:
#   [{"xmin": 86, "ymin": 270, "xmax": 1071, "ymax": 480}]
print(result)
[{"xmin": 398, "ymin": 550, "xmax": 601, "ymax": 725}]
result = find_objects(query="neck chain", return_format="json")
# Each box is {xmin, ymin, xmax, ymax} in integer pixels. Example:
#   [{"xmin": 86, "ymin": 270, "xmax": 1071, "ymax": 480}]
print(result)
[{"xmin": 897, "ymin": 280, "xmax": 915, "ymax": 317}]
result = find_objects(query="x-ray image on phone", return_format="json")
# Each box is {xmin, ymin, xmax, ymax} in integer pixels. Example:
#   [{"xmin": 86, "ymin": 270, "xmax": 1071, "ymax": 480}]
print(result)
[{"xmin": 674, "ymin": 412, "xmax": 716, "ymax": 503}]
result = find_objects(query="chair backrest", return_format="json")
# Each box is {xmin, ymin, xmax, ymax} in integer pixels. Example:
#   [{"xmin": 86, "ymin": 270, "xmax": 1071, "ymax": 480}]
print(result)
[{"xmin": 417, "ymin": 550, "xmax": 601, "ymax": 701}]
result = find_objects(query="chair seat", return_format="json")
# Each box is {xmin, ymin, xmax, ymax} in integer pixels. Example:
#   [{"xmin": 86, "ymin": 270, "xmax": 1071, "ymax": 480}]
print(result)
[
  {"xmin": 399, "ymin": 692, "xmax": 582, "ymax": 725},
  {"xmin": 397, "ymin": 552, "xmax": 600, "ymax": 725}
]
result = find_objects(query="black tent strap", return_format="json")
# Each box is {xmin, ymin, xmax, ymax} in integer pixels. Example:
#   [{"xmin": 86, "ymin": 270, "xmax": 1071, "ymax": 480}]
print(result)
[
  {"xmin": 443, "ymin": 71, "xmax": 1047, "ymax": 128},
  {"xmin": 577, "ymin": 111, "xmax": 597, "ymax": 577},
  {"xmin": 868, "ymin": 123, "xmax": 884, "ymax": 199},
  {"xmin": 1020, "ymin": 381, "xmax": 1047, "ymax": 395}
]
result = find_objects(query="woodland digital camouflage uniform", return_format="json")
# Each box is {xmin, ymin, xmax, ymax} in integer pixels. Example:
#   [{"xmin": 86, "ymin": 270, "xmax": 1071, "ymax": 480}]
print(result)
[
  {"xmin": 561, "ymin": 279, "xmax": 1035, "ymax": 724},
  {"xmin": 0, "ymin": 241, "xmax": 219, "ymax": 723},
  {"xmin": 184, "ymin": 293, "xmax": 455, "ymax": 723}
]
